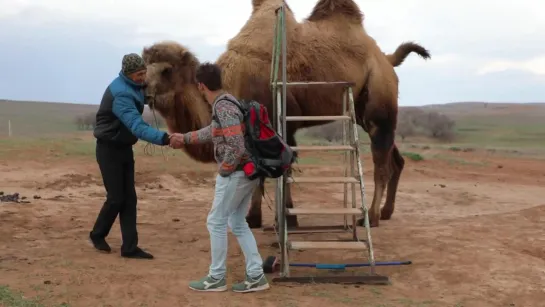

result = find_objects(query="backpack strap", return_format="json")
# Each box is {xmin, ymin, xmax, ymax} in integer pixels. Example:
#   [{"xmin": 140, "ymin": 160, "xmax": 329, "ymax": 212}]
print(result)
[
  {"xmin": 211, "ymin": 95, "xmax": 244, "ymax": 123},
  {"xmin": 211, "ymin": 95, "xmax": 246, "ymax": 144},
  {"xmin": 260, "ymin": 159, "xmax": 284, "ymax": 167}
]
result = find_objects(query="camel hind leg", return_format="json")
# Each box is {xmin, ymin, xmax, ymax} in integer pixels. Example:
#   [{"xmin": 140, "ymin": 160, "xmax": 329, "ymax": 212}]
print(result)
[
  {"xmin": 380, "ymin": 145, "xmax": 404, "ymax": 220},
  {"xmin": 365, "ymin": 142, "xmax": 393, "ymax": 227},
  {"xmin": 281, "ymin": 131, "xmax": 299, "ymax": 228},
  {"xmin": 246, "ymin": 185, "xmax": 264, "ymax": 229},
  {"xmin": 354, "ymin": 69, "xmax": 398, "ymax": 228},
  {"xmin": 244, "ymin": 174, "xmax": 297, "ymax": 230}
]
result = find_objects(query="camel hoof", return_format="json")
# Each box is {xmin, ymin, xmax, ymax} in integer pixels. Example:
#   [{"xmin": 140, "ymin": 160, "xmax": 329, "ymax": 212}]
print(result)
[
  {"xmin": 286, "ymin": 215, "xmax": 299, "ymax": 228},
  {"xmin": 273, "ymin": 216, "xmax": 299, "ymax": 228},
  {"xmin": 380, "ymin": 209, "xmax": 393, "ymax": 220},
  {"xmin": 246, "ymin": 216, "xmax": 262, "ymax": 229},
  {"xmin": 357, "ymin": 217, "xmax": 379, "ymax": 228},
  {"xmin": 357, "ymin": 218, "xmax": 365, "ymax": 226}
]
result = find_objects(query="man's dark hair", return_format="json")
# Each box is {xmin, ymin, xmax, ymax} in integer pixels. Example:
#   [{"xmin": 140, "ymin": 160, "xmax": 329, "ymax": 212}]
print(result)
[{"xmin": 196, "ymin": 62, "xmax": 223, "ymax": 91}]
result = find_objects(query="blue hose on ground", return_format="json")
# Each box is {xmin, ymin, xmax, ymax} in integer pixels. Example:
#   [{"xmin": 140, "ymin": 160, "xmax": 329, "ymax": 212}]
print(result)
[{"xmin": 289, "ymin": 261, "xmax": 412, "ymax": 270}]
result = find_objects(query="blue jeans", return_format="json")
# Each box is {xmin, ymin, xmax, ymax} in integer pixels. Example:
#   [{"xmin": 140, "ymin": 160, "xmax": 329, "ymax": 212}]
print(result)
[{"xmin": 207, "ymin": 171, "xmax": 264, "ymax": 279}]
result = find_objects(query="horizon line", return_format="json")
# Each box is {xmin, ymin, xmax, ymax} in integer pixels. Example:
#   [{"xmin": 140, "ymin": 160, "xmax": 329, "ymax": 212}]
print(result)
[{"xmin": 1, "ymin": 98, "xmax": 545, "ymax": 107}]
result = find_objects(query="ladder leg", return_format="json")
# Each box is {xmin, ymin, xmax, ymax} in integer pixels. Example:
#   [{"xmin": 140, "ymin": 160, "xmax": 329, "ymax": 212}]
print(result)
[
  {"xmin": 348, "ymin": 87, "xmax": 376, "ymax": 274},
  {"xmin": 270, "ymin": 10, "xmax": 282, "ymax": 132},
  {"xmin": 276, "ymin": 87, "xmax": 289, "ymax": 277},
  {"xmin": 279, "ymin": 5, "xmax": 290, "ymax": 278},
  {"xmin": 350, "ymin": 107, "xmax": 357, "ymax": 241},
  {"xmin": 342, "ymin": 88, "xmax": 348, "ymax": 230}
]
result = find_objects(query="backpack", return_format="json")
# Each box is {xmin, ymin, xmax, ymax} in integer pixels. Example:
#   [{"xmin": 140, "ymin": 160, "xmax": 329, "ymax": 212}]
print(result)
[{"xmin": 212, "ymin": 96, "xmax": 295, "ymax": 180}]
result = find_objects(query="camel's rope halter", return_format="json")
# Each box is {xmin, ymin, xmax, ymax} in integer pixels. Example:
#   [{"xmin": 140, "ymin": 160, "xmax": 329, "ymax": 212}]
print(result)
[{"xmin": 143, "ymin": 94, "xmax": 168, "ymax": 161}]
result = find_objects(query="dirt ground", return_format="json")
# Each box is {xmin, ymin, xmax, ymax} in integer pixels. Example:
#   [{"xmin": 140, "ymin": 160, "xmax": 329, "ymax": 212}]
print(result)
[{"xmin": 1, "ymin": 146, "xmax": 544, "ymax": 307}]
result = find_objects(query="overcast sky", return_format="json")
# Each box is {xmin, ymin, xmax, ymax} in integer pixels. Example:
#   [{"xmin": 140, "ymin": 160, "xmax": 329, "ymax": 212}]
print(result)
[{"xmin": 0, "ymin": 0, "xmax": 544, "ymax": 106}]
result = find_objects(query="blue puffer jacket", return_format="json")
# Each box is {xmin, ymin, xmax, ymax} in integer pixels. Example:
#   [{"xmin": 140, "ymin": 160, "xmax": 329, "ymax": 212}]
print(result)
[{"xmin": 93, "ymin": 71, "xmax": 167, "ymax": 147}]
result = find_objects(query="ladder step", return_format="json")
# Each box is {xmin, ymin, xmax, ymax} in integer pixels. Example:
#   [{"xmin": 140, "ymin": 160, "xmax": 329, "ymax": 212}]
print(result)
[
  {"xmin": 287, "ymin": 177, "xmax": 359, "ymax": 184},
  {"xmin": 263, "ymin": 225, "xmax": 349, "ymax": 234},
  {"xmin": 289, "ymin": 241, "xmax": 367, "ymax": 250},
  {"xmin": 286, "ymin": 208, "xmax": 362, "ymax": 215},
  {"xmin": 291, "ymin": 145, "xmax": 354, "ymax": 151},
  {"xmin": 285, "ymin": 115, "xmax": 351, "ymax": 121}
]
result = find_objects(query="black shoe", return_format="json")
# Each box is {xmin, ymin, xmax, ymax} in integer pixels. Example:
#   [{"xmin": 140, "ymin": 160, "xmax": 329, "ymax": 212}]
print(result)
[
  {"xmin": 121, "ymin": 247, "xmax": 154, "ymax": 259},
  {"xmin": 89, "ymin": 232, "xmax": 111, "ymax": 253}
]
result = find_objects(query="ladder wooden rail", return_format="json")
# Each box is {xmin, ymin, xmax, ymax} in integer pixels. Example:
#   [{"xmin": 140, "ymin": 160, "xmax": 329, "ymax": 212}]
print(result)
[
  {"xmin": 286, "ymin": 208, "xmax": 362, "ymax": 215},
  {"xmin": 285, "ymin": 115, "xmax": 350, "ymax": 121},
  {"xmin": 291, "ymin": 145, "xmax": 354, "ymax": 151},
  {"xmin": 263, "ymin": 225, "xmax": 351, "ymax": 234},
  {"xmin": 272, "ymin": 81, "xmax": 355, "ymax": 87},
  {"xmin": 289, "ymin": 241, "xmax": 367, "ymax": 251},
  {"xmin": 286, "ymin": 177, "xmax": 359, "ymax": 184}
]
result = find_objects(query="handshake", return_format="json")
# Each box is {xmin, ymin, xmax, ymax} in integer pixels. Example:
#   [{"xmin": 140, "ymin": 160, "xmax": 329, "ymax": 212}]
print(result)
[{"xmin": 168, "ymin": 133, "xmax": 185, "ymax": 149}]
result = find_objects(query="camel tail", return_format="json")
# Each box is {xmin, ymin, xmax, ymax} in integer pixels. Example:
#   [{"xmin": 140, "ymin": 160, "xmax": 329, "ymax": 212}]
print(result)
[{"xmin": 386, "ymin": 41, "xmax": 431, "ymax": 67}]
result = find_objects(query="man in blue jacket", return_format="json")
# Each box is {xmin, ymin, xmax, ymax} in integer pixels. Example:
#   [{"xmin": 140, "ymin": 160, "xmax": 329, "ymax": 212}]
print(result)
[{"xmin": 90, "ymin": 53, "xmax": 175, "ymax": 259}]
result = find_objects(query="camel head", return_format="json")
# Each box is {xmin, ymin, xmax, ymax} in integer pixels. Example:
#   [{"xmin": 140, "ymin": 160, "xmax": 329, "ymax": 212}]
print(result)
[{"xmin": 141, "ymin": 41, "xmax": 211, "ymax": 134}]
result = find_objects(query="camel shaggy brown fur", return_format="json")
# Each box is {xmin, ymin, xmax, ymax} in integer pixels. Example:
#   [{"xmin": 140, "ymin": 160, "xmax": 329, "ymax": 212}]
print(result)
[{"xmin": 142, "ymin": 0, "xmax": 430, "ymax": 228}]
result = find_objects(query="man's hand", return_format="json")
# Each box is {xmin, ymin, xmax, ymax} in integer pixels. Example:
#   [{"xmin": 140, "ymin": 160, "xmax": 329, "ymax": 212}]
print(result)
[{"xmin": 169, "ymin": 133, "xmax": 185, "ymax": 149}]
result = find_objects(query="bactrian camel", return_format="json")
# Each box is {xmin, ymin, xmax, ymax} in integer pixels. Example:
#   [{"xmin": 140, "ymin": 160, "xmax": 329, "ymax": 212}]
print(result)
[{"xmin": 142, "ymin": 0, "xmax": 431, "ymax": 228}]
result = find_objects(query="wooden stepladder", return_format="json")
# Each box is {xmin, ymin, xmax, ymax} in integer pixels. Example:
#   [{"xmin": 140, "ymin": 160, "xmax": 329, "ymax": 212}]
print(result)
[{"xmin": 267, "ymin": 4, "xmax": 389, "ymax": 284}]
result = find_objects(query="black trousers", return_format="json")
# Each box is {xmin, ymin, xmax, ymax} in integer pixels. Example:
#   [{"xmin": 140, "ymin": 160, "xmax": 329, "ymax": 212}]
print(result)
[{"xmin": 91, "ymin": 141, "xmax": 138, "ymax": 253}]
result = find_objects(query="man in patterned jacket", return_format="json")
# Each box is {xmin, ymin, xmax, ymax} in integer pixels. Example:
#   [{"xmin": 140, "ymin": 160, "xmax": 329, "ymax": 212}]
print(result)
[{"xmin": 169, "ymin": 63, "xmax": 270, "ymax": 293}]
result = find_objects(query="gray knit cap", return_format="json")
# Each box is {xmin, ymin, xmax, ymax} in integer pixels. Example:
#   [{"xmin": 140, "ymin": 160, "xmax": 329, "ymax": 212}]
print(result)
[{"xmin": 121, "ymin": 53, "xmax": 146, "ymax": 75}]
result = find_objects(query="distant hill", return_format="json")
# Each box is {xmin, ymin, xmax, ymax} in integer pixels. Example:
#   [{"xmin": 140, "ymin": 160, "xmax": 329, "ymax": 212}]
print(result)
[{"xmin": 420, "ymin": 101, "xmax": 545, "ymax": 118}]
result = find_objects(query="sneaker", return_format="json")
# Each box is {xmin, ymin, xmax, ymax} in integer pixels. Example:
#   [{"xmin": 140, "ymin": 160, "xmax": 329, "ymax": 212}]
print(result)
[
  {"xmin": 232, "ymin": 274, "xmax": 270, "ymax": 293},
  {"xmin": 121, "ymin": 247, "xmax": 154, "ymax": 259},
  {"xmin": 89, "ymin": 232, "xmax": 111, "ymax": 253},
  {"xmin": 188, "ymin": 275, "xmax": 227, "ymax": 292}
]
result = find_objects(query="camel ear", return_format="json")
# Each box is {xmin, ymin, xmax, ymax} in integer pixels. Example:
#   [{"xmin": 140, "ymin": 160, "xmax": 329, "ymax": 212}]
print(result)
[
  {"xmin": 179, "ymin": 51, "xmax": 198, "ymax": 83},
  {"xmin": 180, "ymin": 50, "xmax": 193, "ymax": 65},
  {"xmin": 141, "ymin": 47, "xmax": 148, "ymax": 62}
]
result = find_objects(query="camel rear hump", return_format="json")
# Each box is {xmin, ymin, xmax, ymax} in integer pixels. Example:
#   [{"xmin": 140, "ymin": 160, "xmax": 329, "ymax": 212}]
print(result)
[{"xmin": 307, "ymin": 0, "xmax": 364, "ymax": 24}]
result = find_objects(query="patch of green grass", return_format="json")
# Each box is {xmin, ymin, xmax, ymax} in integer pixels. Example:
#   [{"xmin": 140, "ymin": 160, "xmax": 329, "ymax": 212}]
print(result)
[
  {"xmin": 0, "ymin": 137, "xmax": 55, "ymax": 158},
  {"xmin": 369, "ymin": 287, "xmax": 382, "ymax": 297},
  {"xmin": 452, "ymin": 115, "xmax": 545, "ymax": 150},
  {"xmin": 431, "ymin": 154, "xmax": 488, "ymax": 166},
  {"xmin": 448, "ymin": 146, "xmax": 476, "ymax": 153},
  {"xmin": 0, "ymin": 135, "xmax": 97, "ymax": 159},
  {"xmin": 0, "ymin": 100, "xmax": 95, "ymax": 137},
  {"xmin": 0, "ymin": 100, "xmax": 165, "ymax": 138},
  {"xmin": 0, "ymin": 285, "xmax": 69, "ymax": 307},
  {"xmin": 394, "ymin": 298, "xmax": 438, "ymax": 307},
  {"xmin": 307, "ymin": 291, "xmax": 357, "ymax": 305},
  {"xmin": 393, "ymin": 299, "xmax": 438, "ymax": 307},
  {"xmin": 58, "ymin": 140, "xmax": 96, "ymax": 156},
  {"xmin": 401, "ymin": 151, "xmax": 424, "ymax": 161}
]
